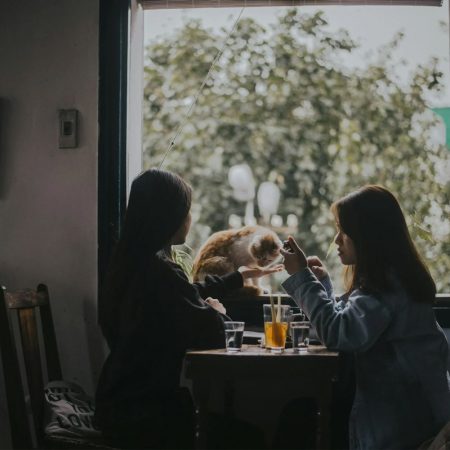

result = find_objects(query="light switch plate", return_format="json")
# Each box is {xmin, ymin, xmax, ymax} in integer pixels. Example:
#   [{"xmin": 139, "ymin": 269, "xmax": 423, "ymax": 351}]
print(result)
[{"xmin": 59, "ymin": 109, "xmax": 78, "ymax": 148}]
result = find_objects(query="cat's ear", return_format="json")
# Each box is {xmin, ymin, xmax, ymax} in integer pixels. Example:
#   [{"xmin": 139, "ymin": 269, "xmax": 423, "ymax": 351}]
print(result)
[
  {"xmin": 269, "ymin": 229, "xmax": 282, "ymax": 247},
  {"xmin": 248, "ymin": 235, "xmax": 262, "ymax": 256}
]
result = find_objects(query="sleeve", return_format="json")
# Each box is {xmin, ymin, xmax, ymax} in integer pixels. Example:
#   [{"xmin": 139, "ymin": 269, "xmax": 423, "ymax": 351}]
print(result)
[
  {"xmin": 320, "ymin": 274, "xmax": 335, "ymax": 300},
  {"xmin": 160, "ymin": 263, "xmax": 226, "ymax": 350},
  {"xmin": 193, "ymin": 271, "xmax": 243, "ymax": 300},
  {"xmin": 282, "ymin": 268, "xmax": 392, "ymax": 352}
]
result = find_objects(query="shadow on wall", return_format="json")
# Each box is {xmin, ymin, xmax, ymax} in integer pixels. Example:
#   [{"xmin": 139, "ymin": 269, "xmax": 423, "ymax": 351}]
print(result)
[
  {"xmin": 0, "ymin": 98, "xmax": 14, "ymax": 200},
  {"xmin": 83, "ymin": 297, "xmax": 108, "ymax": 389}
]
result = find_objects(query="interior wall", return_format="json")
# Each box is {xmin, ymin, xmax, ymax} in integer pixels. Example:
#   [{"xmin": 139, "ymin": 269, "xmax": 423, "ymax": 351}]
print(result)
[{"xmin": 0, "ymin": 0, "xmax": 103, "ymax": 447}]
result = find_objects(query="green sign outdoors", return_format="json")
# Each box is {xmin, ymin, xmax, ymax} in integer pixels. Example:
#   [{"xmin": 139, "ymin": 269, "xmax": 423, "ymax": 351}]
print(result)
[{"xmin": 431, "ymin": 107, "xmax": 450, "ymax": 149}]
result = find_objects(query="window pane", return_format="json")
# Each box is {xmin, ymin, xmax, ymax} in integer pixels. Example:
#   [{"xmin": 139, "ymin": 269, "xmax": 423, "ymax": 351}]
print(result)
[{"xmin": 143, "ymin": 3, "xmax": 450, "ymax": 293}]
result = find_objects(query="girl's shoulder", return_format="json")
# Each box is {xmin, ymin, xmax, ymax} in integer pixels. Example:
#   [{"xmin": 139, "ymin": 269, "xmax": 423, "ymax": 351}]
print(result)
[
  {"xmin": 346, "ymin": 287, "xmax": 389, "ymax": 310},
  {"xmin": 149, "ymin": 254, "xmax": 191, "ymax": 286},
  {"xmin": 349, "ymin": 279, "xmax": 417, "ymax": 315}
]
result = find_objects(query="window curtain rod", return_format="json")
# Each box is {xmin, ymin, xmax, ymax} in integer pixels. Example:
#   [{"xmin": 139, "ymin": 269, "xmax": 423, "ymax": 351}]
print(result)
[{"xmin": 140, "ymin": 0, "xmax": 442, "ymax": 9}]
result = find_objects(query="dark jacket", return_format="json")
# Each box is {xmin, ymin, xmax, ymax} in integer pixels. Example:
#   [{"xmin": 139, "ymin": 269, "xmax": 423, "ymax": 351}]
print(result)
[{"xmin": 95, "ymin": 255, "xmax": 242, "ymax": 430}]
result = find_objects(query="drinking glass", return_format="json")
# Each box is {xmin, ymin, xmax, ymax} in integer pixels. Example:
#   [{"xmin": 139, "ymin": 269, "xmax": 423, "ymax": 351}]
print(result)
[
  {"xmin": 263, "ymin": 304, "xmax": 290, "ymax": 353},
  {"xmin": 290, "ymin": 321, "xmax": 310, "ymax": 352},
  {"xmin": 224, "ymin": 321, "xmax": 245, "ymax": 352}
]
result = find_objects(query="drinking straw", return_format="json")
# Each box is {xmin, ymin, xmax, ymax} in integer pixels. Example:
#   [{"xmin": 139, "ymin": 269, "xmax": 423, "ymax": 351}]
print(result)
[
  {"xmin": 270, "ymin": 295, "xmax": 276, "ymax": 323},
  {"xmin": 269, "ymin": 296, "xmax": 282, "ymax": 348},
  {"xmin": 276, "ymin": 296, "xmax": 281, "ymax": 322}
]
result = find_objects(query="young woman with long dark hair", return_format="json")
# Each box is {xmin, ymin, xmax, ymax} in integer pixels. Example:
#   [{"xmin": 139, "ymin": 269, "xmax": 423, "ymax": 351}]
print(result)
[
  {"xmin": 281, "ymin": 185, "xmax": 450, "ymax": 450},
  {"xmin": 95, "ymin": 169, "xmax": 280, "ymax": 449}
]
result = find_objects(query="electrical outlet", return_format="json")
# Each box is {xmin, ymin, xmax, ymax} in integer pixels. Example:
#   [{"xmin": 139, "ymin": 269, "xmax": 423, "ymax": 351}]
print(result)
[{"xmin": 58, "ymin": 109, "xmax": 78, "ymax": 148}]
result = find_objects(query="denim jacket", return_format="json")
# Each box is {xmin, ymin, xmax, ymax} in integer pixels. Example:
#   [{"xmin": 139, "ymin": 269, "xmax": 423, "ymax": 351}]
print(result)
[{"xmin": 282, "ymin": 268, "xmax": 450, "ymax": 450}]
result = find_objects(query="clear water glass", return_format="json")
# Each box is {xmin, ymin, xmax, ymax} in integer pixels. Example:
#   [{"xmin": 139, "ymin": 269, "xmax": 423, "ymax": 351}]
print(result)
[
  {"xmin": 290, "ymin": 321, "xmax": 310, "ymax": 352},
  {"xmin": 224, "ymin": 321, "xmax": 245, "ymax": 352}
]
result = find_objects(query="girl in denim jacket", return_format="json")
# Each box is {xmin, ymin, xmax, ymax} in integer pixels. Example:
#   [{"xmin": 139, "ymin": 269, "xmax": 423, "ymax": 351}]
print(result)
[{"xmin": 281, "ymin": 185, "xmax": 450, "ymax": 450}]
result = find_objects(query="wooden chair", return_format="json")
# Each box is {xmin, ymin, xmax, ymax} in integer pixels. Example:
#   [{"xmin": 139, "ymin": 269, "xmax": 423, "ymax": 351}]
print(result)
[{"xmin": 0, "ymin": 284, "xmax": 116, "ymax": 449}]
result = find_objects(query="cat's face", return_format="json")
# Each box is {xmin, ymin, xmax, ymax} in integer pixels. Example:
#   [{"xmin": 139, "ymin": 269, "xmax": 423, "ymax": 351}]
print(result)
[{"xmin": 250, "ymin": 233, "xmax": 282, "ymax": 267}]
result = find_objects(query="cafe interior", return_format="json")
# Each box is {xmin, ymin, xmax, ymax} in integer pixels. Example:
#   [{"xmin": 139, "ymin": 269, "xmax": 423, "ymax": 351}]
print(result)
[{"xmin": 1, "ymin": 0, "xmax": 450, "ymax": 449}]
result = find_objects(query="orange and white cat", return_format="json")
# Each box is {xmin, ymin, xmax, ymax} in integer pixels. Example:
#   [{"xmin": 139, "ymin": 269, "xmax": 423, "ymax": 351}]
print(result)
[{"xmin": 192, "ymin": 226, "xmax": 282, "ymax": 295}]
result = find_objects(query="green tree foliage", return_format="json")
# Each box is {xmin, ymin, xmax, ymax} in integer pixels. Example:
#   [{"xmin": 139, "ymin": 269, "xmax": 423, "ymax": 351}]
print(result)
[{"xmin": 143, "ymin": 10, "xmax": 450, "ymax": 292}]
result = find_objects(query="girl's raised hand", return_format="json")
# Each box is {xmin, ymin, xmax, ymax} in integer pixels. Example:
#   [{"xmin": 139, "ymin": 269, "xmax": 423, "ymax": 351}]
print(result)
[
  {"xmin": 238, "ymin": 264, "xmax": 284, "ymax": 280},
  {"xmin": 280, "ymin": 236, "xmax": 308, "ymax": 275},
  {"xmin": 307, "ymin": 256, "xmax": 328, "ymax": 280}
]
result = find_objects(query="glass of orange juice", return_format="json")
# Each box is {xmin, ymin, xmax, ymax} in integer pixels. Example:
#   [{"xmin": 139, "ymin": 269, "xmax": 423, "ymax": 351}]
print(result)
[{"xmin": 263, "ymin": 304, "xmax": 290, "ymax": 353}]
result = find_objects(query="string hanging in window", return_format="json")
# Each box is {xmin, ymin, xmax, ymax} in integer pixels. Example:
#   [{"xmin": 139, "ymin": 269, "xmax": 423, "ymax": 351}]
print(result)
[{"xmin": 158, "ymin": 7, "xmax": 245, "ymax": 168}]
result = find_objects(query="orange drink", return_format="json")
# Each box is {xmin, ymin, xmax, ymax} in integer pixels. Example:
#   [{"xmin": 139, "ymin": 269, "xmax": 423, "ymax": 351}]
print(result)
[
  {"xmin": 264, "ymin": 321, "xmax": 288, "ymax": 349},
  {"xmin": 263, "ymin": 303, "xmax": 291, "ymax": 353}
]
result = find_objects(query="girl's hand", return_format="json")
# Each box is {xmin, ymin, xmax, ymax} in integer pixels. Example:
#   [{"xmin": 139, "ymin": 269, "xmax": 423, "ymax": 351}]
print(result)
[
  {"xmin": 307, "ymin": 256, "xmax": 328, "ymax": 280},
  {"xmin": 205, "ymin": 297, "xmax": 227, "ymax": 315},
  {"xmin": 280, "ymin": 236, "xmax": 308, "ymax": 275},
  {"xmin": 238, "ymin": 264, "xmax": 284, "ymax": 280}
]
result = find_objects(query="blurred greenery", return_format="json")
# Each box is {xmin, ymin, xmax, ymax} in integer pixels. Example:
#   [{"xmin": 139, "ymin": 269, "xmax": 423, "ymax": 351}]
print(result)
[{"xmin": 143, "ymin": 9, "xmax": 450, "ymax": 293}]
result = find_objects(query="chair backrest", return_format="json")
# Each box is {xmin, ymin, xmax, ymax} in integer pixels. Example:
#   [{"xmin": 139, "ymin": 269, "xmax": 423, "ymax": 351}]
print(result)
[{"xmin": 0, "ymin": 284, "xmax": 62, "ymax": 449}]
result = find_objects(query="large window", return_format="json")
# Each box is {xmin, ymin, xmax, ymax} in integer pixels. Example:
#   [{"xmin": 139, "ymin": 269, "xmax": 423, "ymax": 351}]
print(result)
[{"xmin": 141, "ymin": 3, "xmax": 450, "ymax": 293}]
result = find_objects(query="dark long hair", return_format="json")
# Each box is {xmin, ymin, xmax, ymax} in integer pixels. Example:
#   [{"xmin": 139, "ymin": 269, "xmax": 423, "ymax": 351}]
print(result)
[
  {"xmin": 98, "ymin": 169, "xmax": 192, "ymax": 343},
  {"xmin": 331, "ymin": 185, "xmax": 436, "ymax": 303}
]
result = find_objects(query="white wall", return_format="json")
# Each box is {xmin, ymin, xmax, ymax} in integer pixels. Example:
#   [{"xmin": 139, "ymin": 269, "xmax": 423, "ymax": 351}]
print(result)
[
  {"xmin": 127, "ymin": 0, "xmax": 144, "ymax": 192},
  {"xmin": 0, "ymin": 0, "xmax": 103, "ymax": 447}
]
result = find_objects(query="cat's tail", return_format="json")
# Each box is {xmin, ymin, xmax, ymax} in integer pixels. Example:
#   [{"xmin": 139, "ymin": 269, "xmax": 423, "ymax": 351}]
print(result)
[{"xmin": 192, "ymin": 256, "xmax": 234, "ymax": 282}]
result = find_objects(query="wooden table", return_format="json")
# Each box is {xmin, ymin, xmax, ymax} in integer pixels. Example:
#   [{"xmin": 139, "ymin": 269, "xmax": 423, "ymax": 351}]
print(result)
[{"xmin": 184, "ymin": 345, "xmax": 338, "ymax": 449}]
